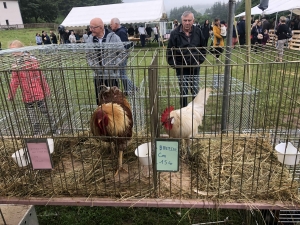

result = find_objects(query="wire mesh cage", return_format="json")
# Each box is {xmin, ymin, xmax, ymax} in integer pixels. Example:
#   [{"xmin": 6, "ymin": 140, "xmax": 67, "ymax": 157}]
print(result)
[
  {"xmin": 0, "ymin": 43, "xmax": 146, "ymax": 136},
  {"xmin": 140, "ymin": 74, "xmax": 257, "ymax": 132},
  {"xmin": 0, "ymin": 44, "xmax": 300, "ymax": 210}
]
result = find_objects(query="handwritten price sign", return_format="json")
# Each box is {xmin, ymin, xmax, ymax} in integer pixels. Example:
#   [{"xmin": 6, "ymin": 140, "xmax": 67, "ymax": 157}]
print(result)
[
  {"xmin": 25, "ymin": 139, "xmax": 53, "ymax": 170},
  {"xmin": 156, "ymin": 139, "xmax": 179, "ymax": 172}
]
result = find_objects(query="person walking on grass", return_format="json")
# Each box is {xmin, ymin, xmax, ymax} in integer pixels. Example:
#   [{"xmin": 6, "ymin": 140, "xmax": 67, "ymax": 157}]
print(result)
[
  {"xmin": 167, "ymin": 11, "xmax": 206, "ymax": 108},
  {"xmin": 275, "ymin": 16, "xmax": 290, "ymax": 62}
]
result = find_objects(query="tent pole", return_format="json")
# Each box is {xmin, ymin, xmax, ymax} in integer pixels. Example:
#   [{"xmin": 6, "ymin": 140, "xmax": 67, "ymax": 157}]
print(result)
[
  {"xmin": 275, "ymin": 12, "xmax": 278, "ymax": 29},
  {"xmin": 221, "ymin": 0, "xmax": 236, "ymax": 133},
  {"xmin": 245, "ymin": 0, "xmax": 251, "ymax": 84}
]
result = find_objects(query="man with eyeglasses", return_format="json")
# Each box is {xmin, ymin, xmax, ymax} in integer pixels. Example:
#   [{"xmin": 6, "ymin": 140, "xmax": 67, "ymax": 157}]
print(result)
[
  {"xmin": 166, "ymin": 11, "xmax": 206, "ymax": 108},
  {"xmin": 86, "ymin": 17, "xmax": 124, "ymax": 105}
]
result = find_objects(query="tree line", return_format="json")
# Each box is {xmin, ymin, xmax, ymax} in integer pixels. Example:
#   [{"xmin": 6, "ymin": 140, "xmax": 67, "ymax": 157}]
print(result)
[
  {"xmin": 20, "ymin": 0, "xmax": 272, "ymax": 25},
  {"xmin": 19, "ymin": 0, "xmax": 122, "ymax": 23},
  {"xmin": 169, "ymin": 0, "xmax": 261, "ymax": 25}
]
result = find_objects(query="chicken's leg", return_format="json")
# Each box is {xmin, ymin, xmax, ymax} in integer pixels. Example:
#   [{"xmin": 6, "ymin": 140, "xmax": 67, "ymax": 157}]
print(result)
[
  {"xmin": 185, "ymin": 138, "xmax": 192, "ymax": 161},
  {"xmin": 114, "ymin": 150, "xmax": 128, "ymax": 177}
]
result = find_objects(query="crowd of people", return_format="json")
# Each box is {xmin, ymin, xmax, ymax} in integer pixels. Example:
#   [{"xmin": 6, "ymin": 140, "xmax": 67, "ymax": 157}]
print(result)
[
  {"xmin": 36, "ymin": 23, "xmax": 161, "ymax": 47},
  {"xmin": 35, "ymin": 31, "xmax": 57, "ymax": 45},
  {"xmin": 167, "ymin": 13, "xmax": 298, "ymax": 63}
]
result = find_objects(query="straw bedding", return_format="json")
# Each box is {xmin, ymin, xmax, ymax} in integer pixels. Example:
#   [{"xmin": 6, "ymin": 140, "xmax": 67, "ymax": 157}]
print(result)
[{"xmin": 0, "ymin": 134, "xmax": 299, "ymax": 205}]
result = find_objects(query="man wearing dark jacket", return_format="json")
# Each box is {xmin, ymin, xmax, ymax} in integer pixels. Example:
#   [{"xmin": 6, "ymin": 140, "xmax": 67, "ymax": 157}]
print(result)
[
  {"xmin": 167, "ymin": 11, "xmax": 206, "ymax": 107},
  {"xmin": 201, "ymin": 20, "xmax": 211, "ymax": 47},
  {"xmin": 261, "ymin": 17, "xmax": 270, "ymax": 32},
  {"xmin": 128, "ymin": 25, "xmax": 134, "ymax": 37},
  {"xmin": 110, "ymin": 17, "xmax": 137, "ymax": 95},
  {"xmin": 146, "ymin": 25, "xmax": 152, "ymax": 37},
  {"xmin": 237, "ymin": 16, "xmax": 246, "ymax": 45}
]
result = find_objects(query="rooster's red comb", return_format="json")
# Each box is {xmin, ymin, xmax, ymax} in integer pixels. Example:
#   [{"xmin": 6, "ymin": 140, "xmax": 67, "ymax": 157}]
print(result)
[{"xmin": 161, "ymin": 106, "xmax": 174, "ymax": 123}]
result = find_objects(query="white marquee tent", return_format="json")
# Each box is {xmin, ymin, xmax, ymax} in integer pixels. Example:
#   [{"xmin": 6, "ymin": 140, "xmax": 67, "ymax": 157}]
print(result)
[
  {"xmin": 236, "ymin": 0, "xmax": 300, "ymax": 17},
  {"xmin": 61, "ymin": 0, "xmax": 166, "ymax": 28}
]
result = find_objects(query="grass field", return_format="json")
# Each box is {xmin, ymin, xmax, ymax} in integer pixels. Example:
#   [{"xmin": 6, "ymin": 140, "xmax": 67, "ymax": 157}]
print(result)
[
  {"xmin": 0, "ymin": 27, "xmax": 57, "ymax": 49},
  {"xmin": 35, "ymin": 205, "xmax": 258, "ymax": 225}
]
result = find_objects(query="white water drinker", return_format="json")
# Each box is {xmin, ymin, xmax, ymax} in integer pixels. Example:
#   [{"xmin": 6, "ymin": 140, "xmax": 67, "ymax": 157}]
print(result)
[
  {"xmin": 135, "ymin": 142, "xmax": 152, "ymax": 166},
  {"xmin": 11, "ymin": 148, "xmax": 31, "ymax": 167},
  {"xmin": 47, "ymin": 138, "xmax": 54, "ymax": 154},
  {"xmin": 275, "ymin": 142, "xmax": 300, "ymax": 165}
]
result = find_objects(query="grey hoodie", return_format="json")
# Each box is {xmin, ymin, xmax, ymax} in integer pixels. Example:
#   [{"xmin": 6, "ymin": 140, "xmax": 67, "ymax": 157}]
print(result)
[{"xmin": 86, "ymin": 31, "xmax": 125, "ymax": 79}]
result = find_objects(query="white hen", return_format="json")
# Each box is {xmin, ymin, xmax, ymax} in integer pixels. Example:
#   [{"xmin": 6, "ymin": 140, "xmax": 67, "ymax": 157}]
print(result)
[{"xmin": 161, "ymin": 88, "xmax": 211, "ymax": 153}]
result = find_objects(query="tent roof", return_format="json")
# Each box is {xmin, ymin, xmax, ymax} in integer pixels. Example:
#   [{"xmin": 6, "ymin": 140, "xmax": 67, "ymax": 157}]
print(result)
[
  {"xmin": 61, "ymin": 0, "xmax": 166, "ymax": 28},
  {"xmin": 235, "ymin": 0, "xmax": 300, "ymax": 17}
]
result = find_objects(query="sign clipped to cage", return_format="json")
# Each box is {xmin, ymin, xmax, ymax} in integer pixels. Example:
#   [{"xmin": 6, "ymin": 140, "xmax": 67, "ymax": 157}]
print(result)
[
  {"xmin": 26, "ymin": 139, "xmax": 53, "ymax": 169},
  {"xmin": 156, "ymin": 139, "xmax": 179, "ymax": 172}
]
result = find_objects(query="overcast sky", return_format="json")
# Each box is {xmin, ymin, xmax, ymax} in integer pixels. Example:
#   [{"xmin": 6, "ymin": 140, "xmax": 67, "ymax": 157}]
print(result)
[{"xmin": 122, "ymin": 0, "xmax": 224, "ymax": 12}]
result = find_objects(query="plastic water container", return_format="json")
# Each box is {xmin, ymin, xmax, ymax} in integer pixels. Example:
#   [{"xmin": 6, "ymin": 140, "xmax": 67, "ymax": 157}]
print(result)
[
  {"xmin": 47, "ymin": 138, "xmax": 54, "ymax": 154},
  {"xmin": 12, "ymin": 139, "xmax": 54, "ymax": 167},
  {"xmin": 275, "ymin": 142, "xmax": 300, "ymax": 165},
  {"xmin": 134, "ymin": 142, "xmax": 152, "ymax": 166},
  {"xmin": 11, "ymin": 148, "xmax": 31, "ymax": 167}
]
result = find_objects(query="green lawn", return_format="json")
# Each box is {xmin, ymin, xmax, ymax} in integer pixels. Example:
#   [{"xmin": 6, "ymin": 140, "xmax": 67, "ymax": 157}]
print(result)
[
  {"xmin": 36, "ymin": 205, "xmax": 259, "ymax": 225},
  {"xmin": 0, "ymin": 28, "xmax": 57, "ymax": 49}
]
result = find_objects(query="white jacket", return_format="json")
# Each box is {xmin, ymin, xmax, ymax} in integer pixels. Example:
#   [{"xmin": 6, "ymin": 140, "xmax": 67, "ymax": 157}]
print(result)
[{"xmin": 69, "ymin": 34, "xmax": 76, "ymax": 43}]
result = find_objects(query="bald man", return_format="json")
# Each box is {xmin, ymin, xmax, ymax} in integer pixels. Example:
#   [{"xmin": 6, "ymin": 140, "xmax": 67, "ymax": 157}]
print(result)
[{"xmin": 86, "ymin": 17, "xmax": 124, "ymax": 105}]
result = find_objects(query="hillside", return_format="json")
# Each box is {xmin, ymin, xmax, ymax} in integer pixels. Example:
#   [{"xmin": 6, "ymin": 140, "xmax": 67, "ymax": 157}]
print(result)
[{"xmin": 193, "ymin": 3, "xmax": 214, "ymax": 14}]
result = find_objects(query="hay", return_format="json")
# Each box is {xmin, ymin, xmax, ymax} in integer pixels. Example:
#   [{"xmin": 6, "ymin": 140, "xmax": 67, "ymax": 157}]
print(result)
[
  {"xmin": 188, "ymin": 136, "xmax": 299, "ymax": 203},
  {"xmin": 0, "ymin": 134, "xmax": 299, "ymax": 205}
]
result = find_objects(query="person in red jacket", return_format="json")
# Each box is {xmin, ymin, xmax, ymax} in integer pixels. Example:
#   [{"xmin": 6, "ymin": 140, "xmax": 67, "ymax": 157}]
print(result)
[{"xmin": 7, "ymin": 40, "xmax": 56, "ymax": 136}]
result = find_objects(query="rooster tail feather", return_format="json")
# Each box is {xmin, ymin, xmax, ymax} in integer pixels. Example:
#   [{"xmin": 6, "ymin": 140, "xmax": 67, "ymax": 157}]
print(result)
[
  {"xmin": 191, "ymin": 88, "xmax": 211, "ymax": 107},
  {"xmin": 161, "ymin": 106, "xmax": 174, "ymax": 123}
]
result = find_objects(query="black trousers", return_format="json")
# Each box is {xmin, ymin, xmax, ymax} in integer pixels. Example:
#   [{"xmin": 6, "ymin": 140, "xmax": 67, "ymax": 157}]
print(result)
[
  {"xmin": 94, "ymin": 76, "xmax": 119, "ymax": 105},
  {"xmin": 214, "ymin": 47, "xmax": 223, "ymax": 58},
  {"xmin": 239, "ymin": 35, "xmax": 246, "ymax": 45},
  {"xmin": 140, "ymin": 34, "xmax": 146, "ymax": 47}
]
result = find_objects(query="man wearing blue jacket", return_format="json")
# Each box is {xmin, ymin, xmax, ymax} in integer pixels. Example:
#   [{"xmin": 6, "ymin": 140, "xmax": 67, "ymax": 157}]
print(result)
[{"xmin": 110, "ymin": 17, "xmax": 137, "ymax": 95}]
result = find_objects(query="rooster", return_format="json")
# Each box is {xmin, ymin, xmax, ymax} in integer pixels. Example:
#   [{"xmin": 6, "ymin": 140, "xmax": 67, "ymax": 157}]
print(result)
[
  {"xmin": 161, "ymin": 88, "xmax": 211, "ymax": 156},
  {"xmin": 90, "ymin": 86, "xmax": 133, "ymax": 176}
]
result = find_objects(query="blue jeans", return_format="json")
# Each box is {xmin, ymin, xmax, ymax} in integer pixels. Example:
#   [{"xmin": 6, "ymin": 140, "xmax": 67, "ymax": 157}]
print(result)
[
  {"xmin": 176, "ymin": 67, "xmax": 200, "ymax": 108},
  {"xmin": 120, "ymin": 58, "xmax": 136, "ymax": 93}
]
